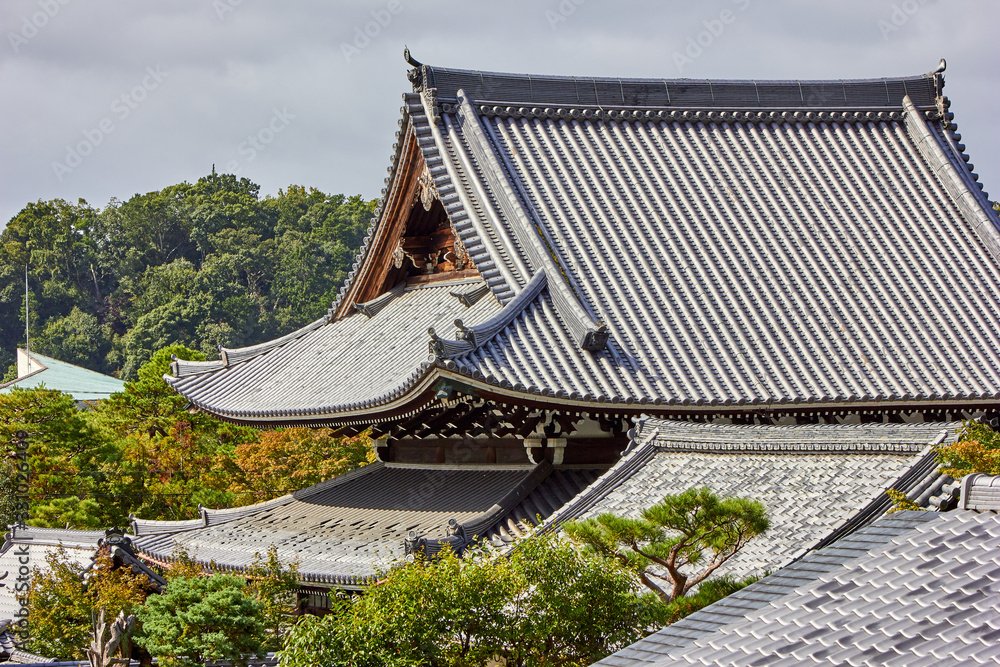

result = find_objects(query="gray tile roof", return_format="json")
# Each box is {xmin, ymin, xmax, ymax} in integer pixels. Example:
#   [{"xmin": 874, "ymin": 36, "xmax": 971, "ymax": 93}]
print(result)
[
  {"xmin": 412, "ymin": 65, "xmax": 941, "ymax": 112},
  {"xmin": 168, "ymin": 278, "xmax": 499, "ymax": 422},
  {"xmin": 1, "ymin": 526, "xmax": 105, "ymax": 555},
  {"xmin": 131, "ymin": 461, "xmax": 602, "ymax": 588},
  {"xmin": 598, "ymin": 508, "xmax": 1000, "ymax": 667},
  {"xmin": 166, "ymin": 63, "xmax": 1000, "ymax": 422},
  {"xmin": 960, "ymin": 473, "xmax": 1000, "ymax": 511},
  {"xmin": 1, "ymin": 621, "xmax": 57, "ymax": 663},
  {"xmin": 547, "ymin": 420, "xmax": 958, "ymax": 582}
]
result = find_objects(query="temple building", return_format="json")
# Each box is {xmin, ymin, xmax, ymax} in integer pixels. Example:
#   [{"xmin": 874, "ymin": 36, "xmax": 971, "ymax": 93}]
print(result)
[{"xmin": 106, "ymin": 57, "xmax": 1000, "ymax": 609}]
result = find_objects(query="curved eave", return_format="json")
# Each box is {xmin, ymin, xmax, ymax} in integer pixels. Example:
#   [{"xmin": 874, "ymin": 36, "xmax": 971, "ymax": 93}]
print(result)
[{"xmin": 184, "ymin": 357, "xmax": 1000, "ymax": 429}]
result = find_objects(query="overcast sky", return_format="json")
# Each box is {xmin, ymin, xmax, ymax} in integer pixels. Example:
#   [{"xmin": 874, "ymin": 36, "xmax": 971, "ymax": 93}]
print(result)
[{"xmin": 2, "ymin": 0, "xmax": 997, "ymax": 229}]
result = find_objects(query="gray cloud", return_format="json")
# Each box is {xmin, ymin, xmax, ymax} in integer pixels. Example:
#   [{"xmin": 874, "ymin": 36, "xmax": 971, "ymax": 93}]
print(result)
[{"xmin": 2, "ymin": 0, "xmax": 997, "ymax": 228}]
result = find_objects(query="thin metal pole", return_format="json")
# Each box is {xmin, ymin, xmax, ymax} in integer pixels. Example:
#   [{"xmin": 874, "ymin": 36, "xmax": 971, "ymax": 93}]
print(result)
[{"xmin": 24, "ymin": 264, "xmax": 30, "ymax": 373}]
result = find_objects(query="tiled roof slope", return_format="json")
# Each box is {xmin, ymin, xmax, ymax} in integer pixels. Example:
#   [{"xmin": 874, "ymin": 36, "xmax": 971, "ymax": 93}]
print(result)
[
  {"xmin": 546, "ymin": 420, "xmax": 958, "ymax": 581},
  {"xmin": 167, "ymin": 279, "xmax": 499, "ymax": 422},
  {"xmin": 132, "ymin": 461, "xmax": 602, "ymax": 588},
  {"xmin": 425, "ymin": 68, "xmax": 1000, "ymax": 409},
  {"xmin": 598, "ymin": 509, "xmax": 1000, "ymax": 667},
  {"xmin": 167, "ymin": 62, "xmax": 1000, "ymax": 421}
]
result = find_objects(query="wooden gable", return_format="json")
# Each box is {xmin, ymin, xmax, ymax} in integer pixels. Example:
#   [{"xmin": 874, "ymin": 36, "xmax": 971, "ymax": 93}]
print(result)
[{"xmin": 336, "ymin": 129, "xmax": 478, "ymax": 318}]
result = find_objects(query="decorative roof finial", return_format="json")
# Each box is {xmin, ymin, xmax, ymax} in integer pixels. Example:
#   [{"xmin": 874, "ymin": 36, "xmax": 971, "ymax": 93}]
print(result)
[
  {"xmin": 932, "ymin": 58, "xmax": 946, "ymax": 74},
  {"xmin": 404, "ymin": 46, "xmax": 422, "ymax": 68}
]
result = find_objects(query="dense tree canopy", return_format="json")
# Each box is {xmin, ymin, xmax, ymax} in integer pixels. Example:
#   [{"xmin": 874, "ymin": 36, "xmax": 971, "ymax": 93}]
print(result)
[
  {"xmin": 279, "ymin": 533, "xmax": 668, "ymax": 667},
  {"xmin": 1, "ymin": 174, "xmax": 374, "ymax": 379},
  {"xmin": 3, "ymin": 346, "xmax": 371, "ymax": 527}
]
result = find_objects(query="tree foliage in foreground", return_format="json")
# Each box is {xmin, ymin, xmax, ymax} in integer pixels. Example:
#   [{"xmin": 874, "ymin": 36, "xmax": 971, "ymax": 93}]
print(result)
[
  {"xmin": 134, "ymin": 574, "xmax": 265, "ymax": 667},
  {"xmin": 563, "ymin": 487, "xmax": 769, "ymax": 602},
  {"xmin": 22, "ymin": 549, "xmax": 156, "ymax": 661},
  {"xmin": 936, "ymin": 419, "xmax": 1000, "ymax": 477},
  {"xmin": 279, "ymin": 532, "xmax": 667, "ymax": 667}
]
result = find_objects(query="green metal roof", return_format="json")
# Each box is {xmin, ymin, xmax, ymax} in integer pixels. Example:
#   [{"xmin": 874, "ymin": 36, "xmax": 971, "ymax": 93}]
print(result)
[{"xmin": 0, "ymin": 352, "xmax": 125, "ymax": 402}]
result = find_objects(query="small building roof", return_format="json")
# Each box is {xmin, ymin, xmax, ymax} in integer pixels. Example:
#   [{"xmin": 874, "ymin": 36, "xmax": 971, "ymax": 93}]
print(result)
[
  {"xmin": 547, "ymin": 419, "xmax": 959, "ymax": 581},
  {"xmin": 0, "ymin": 350, "xmax": 124, "ymax": 403},
  {"xmin": 167, "ymin": 61, "xmax": 1000, "ymax": 426},
  {"xmin": 596, "ymin": 505, "xmax": 1000, "ymax": 667}
]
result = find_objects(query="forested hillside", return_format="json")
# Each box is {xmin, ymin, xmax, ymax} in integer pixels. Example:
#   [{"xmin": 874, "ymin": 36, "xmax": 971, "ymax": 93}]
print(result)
[{"xmin": 0, "ymin": 172, "xmax": 375, "ymax": 380}]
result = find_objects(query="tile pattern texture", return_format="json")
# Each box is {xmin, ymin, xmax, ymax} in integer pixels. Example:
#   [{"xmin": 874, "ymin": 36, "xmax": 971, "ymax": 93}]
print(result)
[
  {"xmin": 131, "ymin": 462, "xmax": 601, "ymax": 587},
  {"xmin": 547, "ymin": 420, "xmax": 958, "ymax": 581}
]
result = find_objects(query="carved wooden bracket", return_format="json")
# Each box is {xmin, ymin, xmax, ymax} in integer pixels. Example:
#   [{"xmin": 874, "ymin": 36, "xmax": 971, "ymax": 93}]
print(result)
[{"xmin": 415, "ymin": 166, "xmax": 437, "ymax": 211}]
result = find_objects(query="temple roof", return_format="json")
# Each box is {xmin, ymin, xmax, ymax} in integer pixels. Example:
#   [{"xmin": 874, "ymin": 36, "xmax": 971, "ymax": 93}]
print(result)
[
  {"xmin": 546, "ymin": 420, "xmax": 959, "ymax": 580},
  {"xmin": 410, "ymin": 64, "xmax": 941, "ymax": 111},
  {"xmin": 169, "ymin": 61, "xmax": 1000, "ymax": 424},
  {"xmin": 130, "ymin": 461, "xmax": 603, "ymax": 588}
]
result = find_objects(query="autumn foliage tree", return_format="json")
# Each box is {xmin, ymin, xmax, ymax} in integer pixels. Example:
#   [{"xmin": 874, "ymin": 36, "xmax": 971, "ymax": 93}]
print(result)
[
  {"xmin": 936, "ymin": 419, "xmax": 1000, "ymax": 477},
  {"xmin": 23, "ymin": 549, "xmax": 157, "ymax": 661},
  {"xmin": 91, "ymin": 344, "xmax": 258, "ymax": 520},
  {"xmin": 228, "ymin": 427, "xmax": 372, "ymax": 503}
]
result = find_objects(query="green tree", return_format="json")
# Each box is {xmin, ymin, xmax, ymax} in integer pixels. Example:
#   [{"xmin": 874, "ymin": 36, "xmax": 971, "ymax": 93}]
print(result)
[
  {"xmin": 244, "ymin": 546, "xmax": 301, "ymax": 652},
  {"xmin": 30, "ymin": 495, "xmax": 105, "ymax": 530},
  {"xmin": 0, "ymin": 459, "xmax": 18, "ymax": 529},
  {"xmin": 279, "ymin": 532, "xmax": 665, "ymax": 667},
  {"xmin": 33, "ymin": 306, "xmax": 113, "ymax": 371},
  {"xmin": 0, "ymin": 387, "xmax": 119, "ymax": 526},
  {"xmin": 92, "ymin": 345, "xmax": 258, "ymax": 520},
  {"xmin": 563, "ymin": 487, "xmax": 769, "ymax": 603},
  {"xmin": 135, "ymin": 574, "xmax": 266, "ymax": 667}
]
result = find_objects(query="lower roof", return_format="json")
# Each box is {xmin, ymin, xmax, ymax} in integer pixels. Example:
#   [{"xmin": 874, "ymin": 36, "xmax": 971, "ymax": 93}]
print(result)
[
  {"xmin": 547, "ymin": 420, "xmax": 959, "ymax": 581},
  {"xmin": 131, "ymin": 460, "xmax": 602, "ymax": 588},
  {"xmin": 167, "ymin": 278, "xmax": 500, "ymax": 423}
]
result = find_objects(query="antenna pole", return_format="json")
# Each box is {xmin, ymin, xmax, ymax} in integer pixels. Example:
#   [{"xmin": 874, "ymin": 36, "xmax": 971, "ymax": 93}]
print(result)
[{"xmin": 24, "ymin": 264, "xmax": 30, "ymax": 374}]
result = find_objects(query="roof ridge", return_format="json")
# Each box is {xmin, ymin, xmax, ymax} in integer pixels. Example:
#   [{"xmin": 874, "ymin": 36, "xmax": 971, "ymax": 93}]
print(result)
[
  {"xmin": 411, "ymin": 64, "xmax": 941, "ymax": 111},
  {"xmin": 429, "ymin": 269, "xmax": 547, "ymax": 358},
  {"xmin": 904, "ymin": 95, "xmax": 1000, "ymax": 262},
  {"xmin": 454, "ymin": 90, "xmax": 609, "ymax": 351}
]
